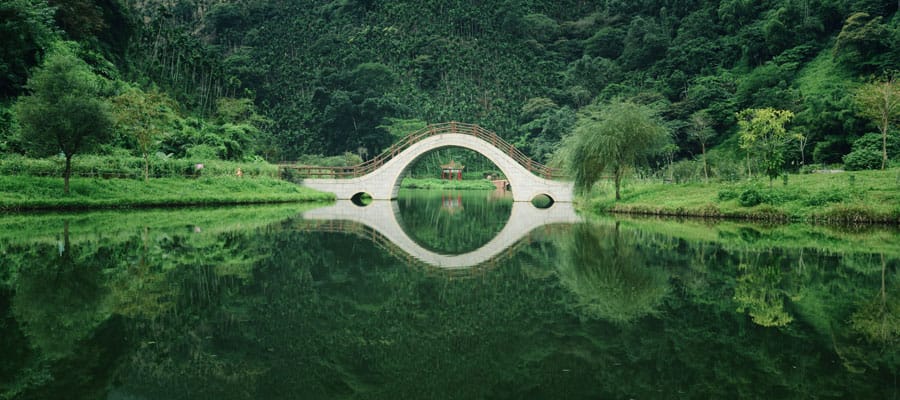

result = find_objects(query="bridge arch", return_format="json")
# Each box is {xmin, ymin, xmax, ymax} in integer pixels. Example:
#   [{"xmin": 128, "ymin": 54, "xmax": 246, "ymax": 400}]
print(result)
[
  {"xmin": 300, "ymin": 200, "xmax": 581, "ymax": 269},
  {"xmin": 296, "ymin": 123, "xmax": 574, "ymax": 202}
]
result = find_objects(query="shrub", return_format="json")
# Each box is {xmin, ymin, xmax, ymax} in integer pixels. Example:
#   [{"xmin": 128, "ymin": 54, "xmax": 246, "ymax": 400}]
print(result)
[
  {"xmin": 803, "ymin": 190, "xmax": 849, "ymax": 206},
  {"xmin": 843, "ymin": 133, "xmax": 900, "ymax": 170},
  {"xmin": 717, "ymin": 188, "xmax": 739, "ymax": 201},
  {"xmin": 739, "ymin": 188, "xmax": 764, "ymax": 207}
]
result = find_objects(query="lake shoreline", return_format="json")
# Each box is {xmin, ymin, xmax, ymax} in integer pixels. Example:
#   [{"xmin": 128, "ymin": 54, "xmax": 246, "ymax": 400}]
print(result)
[{"xmin": 580, "ymin": 168, "xmax": 900, "ymax": 224}]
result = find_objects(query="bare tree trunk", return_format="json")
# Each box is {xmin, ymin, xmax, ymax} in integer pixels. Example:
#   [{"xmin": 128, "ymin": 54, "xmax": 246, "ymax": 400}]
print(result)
[
  {"xmin": 702, "ymin": 142, "xmax": 709, "ymax": 183},
  {"xmin": 614, "ymin": 166, "xmax": 622, "ymax": 201},
  {"xmin": 883, "ymin": 125, "xmax": 888, "ymax": 170},
  {"xmin": 144, "ymin": 152, "xmax": 150, "ymax": 182},
  {"xmin": 64, "ymin": 154, "xmax": 72, "ymax": 194}
]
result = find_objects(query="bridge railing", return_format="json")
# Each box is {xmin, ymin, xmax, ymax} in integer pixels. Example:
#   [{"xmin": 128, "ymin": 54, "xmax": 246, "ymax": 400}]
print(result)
[{"xmin": 279, "ymin": 122, "xmax": 568, "ymax": 180}]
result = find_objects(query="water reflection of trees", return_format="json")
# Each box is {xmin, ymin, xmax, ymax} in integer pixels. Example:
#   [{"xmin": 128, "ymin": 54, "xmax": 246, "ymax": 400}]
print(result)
[
  {"xmin": 558, "ymin": 222, "xmax": 670, "ymax": 324},
  {"xmin": 0, "ymin": 212, "xmax": 897, "ymax": 399},
  {"xmin": 396, "ymin": 190, "xmax": 512, "ymax": 254}
]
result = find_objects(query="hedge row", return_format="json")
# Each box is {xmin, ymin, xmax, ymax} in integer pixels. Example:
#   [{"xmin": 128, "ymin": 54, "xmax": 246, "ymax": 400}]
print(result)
[{"xmin": 0, "ymin": 154, "xmax": 280, "ymax": 179}]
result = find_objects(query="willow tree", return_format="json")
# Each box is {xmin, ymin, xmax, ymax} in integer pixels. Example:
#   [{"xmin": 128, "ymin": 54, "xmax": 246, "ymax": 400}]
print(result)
[
  {"xmin": 14, "ymin": 44, "xmax": 112, "ymax": 193},
  {"xmin": 855, "ymin": 76, "xmax": 900, "ymax": 170},
  {"xmin": 558, "ymin": 101, "xmax": 668, "ymax": 200}
]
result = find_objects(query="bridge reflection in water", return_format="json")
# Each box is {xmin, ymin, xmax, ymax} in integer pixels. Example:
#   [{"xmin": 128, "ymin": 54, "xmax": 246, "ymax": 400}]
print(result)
[{"xmin": 299, "ymin": 200, "xmax": 581, "ymax": 270}]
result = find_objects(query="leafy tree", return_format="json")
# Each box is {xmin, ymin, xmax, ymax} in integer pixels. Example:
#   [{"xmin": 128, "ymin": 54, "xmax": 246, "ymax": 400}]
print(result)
[
  {"xmin": 737, "ymin": 108, "xmax": 794, "ymax": 185},
  {"xmin": 833, "ymin": 12, "xmax": 890, "ymax": 72},
  {"xmin": 13, "ymin": 44, "xmax": 112, "ymax": 193},
  {"xmin": 854, "ymin": 76, "xmax": 900, "ymax": 170},
  {"xmin": 111, "ymin": 86, "xmax": 177, "ymax": 181},
  {"xmin": 558, "ymin": 101, "xmax": 668, "ymax": 199},
  {"xmin": 0, "ymin": 0, "xmax": 58, "ymax": 98},
  {"xmin": 688, "ymin": 110, "xmax": 716, "ymax": 182}
]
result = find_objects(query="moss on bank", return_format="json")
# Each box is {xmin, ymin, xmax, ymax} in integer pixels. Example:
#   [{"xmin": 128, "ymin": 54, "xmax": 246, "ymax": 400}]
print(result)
[
  {"xmin": 582, "ymin": 168, "xmax": 900, "ymax": 224},
  {"xmin": 0, "ymin": 176, "xmax": 333, "ymax": 211}
]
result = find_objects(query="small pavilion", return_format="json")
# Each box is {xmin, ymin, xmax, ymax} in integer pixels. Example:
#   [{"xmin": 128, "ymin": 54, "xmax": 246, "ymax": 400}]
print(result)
[{"xmin": 440, "ymin": 160, "xmax": 465, "ymax": 180}]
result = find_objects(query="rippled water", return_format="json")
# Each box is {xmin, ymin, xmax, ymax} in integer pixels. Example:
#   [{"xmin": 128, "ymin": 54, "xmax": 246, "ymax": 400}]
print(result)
[{"xmin": 0, "ymin": 190, "xmax": 897, "ymax": 399}]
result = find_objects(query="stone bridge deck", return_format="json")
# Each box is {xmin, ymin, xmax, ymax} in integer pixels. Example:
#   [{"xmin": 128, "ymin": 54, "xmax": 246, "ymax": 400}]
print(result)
[{"xmin": 282, "ymin": 122, "xmax": 575, "ymax": 203}]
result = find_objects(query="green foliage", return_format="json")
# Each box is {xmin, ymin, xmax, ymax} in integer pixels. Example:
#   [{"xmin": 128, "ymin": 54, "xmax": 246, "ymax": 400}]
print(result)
[
  {"xmin": 13, "ymin": 43, "xmax": 113, "ymax": 193},
  {"xmin": 558, "ymin": 101, "xmax": 668, "ymax": 199},
  {"xmin": 739, "ymin": 187, "xmax": 764, "ymax": 207},
  {"xmin": 0, "ymin": 154, "xmax": 280, "ymax": 179},
  {"xmin": 833, "ymin": 12, "xmax": 892, "ymax": 73},
  {"xmin": 0, "ymin": 0, "xmax": 58, "ymax": 98},
  {"xmin": 854, "ymin": 76, "xmax": 900, "ymax": 169},
  {"xmin": 843, "ymin": 133, "xmax": 900, "ymax": 170},
  {"xmin": 111, "ymin": 86, "xmax": 178, "ymax": 181},
  {"xmin": 737, "ymin": 108, "xmax": 795, "ymax": 184}
]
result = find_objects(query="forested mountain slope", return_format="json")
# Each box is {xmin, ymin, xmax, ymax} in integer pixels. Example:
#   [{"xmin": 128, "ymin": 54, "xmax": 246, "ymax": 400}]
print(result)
[{"xmin": 2, "ymin": 0, "xmax": 899, "ymax": 169}]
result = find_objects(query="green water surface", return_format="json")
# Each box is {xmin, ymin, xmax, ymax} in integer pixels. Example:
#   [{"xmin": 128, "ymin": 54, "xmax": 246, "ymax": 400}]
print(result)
[{"xmin": 0, "ymin": 190, "xmax": 897, "ymax": 399}]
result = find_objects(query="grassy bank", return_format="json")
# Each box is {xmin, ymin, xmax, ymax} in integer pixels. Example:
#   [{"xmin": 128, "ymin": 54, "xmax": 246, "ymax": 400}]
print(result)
[
  {"xmin": 400, "ymin": 177, "xmax": 497, "ymax": 190},
  {"xmin": 0, "ymin": 176, "xmax": 333, "ymax": 211},
  {"xmin": 583, "ymin": 168, "xmax": 900, "ymax": 223}
]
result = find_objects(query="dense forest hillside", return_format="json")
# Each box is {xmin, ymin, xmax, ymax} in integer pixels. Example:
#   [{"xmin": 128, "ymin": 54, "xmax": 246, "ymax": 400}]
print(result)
[{"xmin": 2, "ymin": 0, "xmax": 899, "ymax": 176}]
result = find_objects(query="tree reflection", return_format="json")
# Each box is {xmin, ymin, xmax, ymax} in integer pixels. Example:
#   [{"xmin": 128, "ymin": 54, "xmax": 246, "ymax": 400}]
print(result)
[
  {"xmin": 12, "ymin": 221, "xmax": 112, "ymax": 360},
  {"xmin": 557, "ymin": 222, "xmax": 670, "ymax": 324}
]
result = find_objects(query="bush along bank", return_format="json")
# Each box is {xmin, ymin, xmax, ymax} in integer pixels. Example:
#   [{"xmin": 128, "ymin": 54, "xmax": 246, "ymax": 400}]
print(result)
[{"xmin": 582, "ymin": 169, "xmax": 900, "ymax": 224}]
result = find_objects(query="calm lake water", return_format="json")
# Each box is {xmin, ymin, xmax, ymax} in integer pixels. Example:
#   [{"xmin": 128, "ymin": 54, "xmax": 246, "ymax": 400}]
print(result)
[{"xmin": 1, "ymin": 189, "xmax": 897, "ymax": 399}]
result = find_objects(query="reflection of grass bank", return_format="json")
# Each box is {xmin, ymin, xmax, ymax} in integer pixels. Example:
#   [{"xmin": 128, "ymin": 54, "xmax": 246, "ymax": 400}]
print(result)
[
  {"xmin": 596, "ymin": 213, "xmax": 900, "ymax": 258},
  {"xmin": 583, "ymin": 168, "xmax": 900, "ymax": 223},
  {"xmin": 400, "ymin": 177, "xmax": 496, "ymax": 190},
  {"xmin": 0, "ymin": 176, "xmax": 333, "ymax": 211},
  {"xmin": 0, "ymin": 203, "xmax": 318, "ymax": 244}
]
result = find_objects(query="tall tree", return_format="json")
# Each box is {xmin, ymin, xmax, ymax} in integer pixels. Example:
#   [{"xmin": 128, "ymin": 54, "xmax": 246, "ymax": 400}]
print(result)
[
  {"xmin": 737, "ymin": 108, "xmax": 794, "ymax": 186},
  {"xmin": 558, "ymin": 101, "xmax": 668, "ymax": 200},
  {"xmin": 855, "ymin": 76, "xmax": 900, "ymax": 170},
  {"xmin": 111, "ymin": 86, "xmax": 176, "ymax": 181},
  {"xmin": 688, "ymin": 110, "xmax": 716, "ymax": 182},
  {"xmin": 14, "ymin": 44, "xmax": 112, "ymax": 193}
]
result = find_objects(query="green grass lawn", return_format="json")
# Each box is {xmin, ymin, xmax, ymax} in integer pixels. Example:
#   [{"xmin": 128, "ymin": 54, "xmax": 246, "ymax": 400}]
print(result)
[
  {"xmin": 0, "ymin": 175, "xmax": 334, "ymax": 211},
  {"xmin": 400, "ymin": 177, "xmax": 497, "ymax": 190},
  {"xmin": 584, "ymin": 168, "xmax": 900, "ymax": 223}
]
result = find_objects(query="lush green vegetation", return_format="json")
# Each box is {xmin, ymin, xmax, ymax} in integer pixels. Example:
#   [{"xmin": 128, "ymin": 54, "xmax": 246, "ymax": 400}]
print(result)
[
  {"xmin": 1, "ymin": 0, "xmax": 899, "ymax": 214},
  {"xmin": 0, "ymin": 176, "xmax": 332, "ymax": 211},
  {"xmin": 583, "ymin": 167, "xmax": 900, "ymax": 222}
]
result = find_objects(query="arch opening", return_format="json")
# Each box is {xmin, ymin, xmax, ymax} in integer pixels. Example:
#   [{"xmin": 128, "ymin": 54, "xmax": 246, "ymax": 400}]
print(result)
[
  {"xmin": 392, "ymin": 145, "xmax": 515, "ymax": 199},
  {"xmin": 531, "ymin": 194, "xmax": 555, "ymax": 209},
  {"xmin": 350, "ymin": 192, "xmax": 372, "ymax": 207}
]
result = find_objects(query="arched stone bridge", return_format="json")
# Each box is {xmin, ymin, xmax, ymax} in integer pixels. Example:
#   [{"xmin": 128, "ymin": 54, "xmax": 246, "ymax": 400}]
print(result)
[
  {"xmin": 283, "ymin": 122, "xmax": 574, "ymax": 203},
  {"xmin": 300, "ymin": 200, "xmax": 581, "ymax": 270}
]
